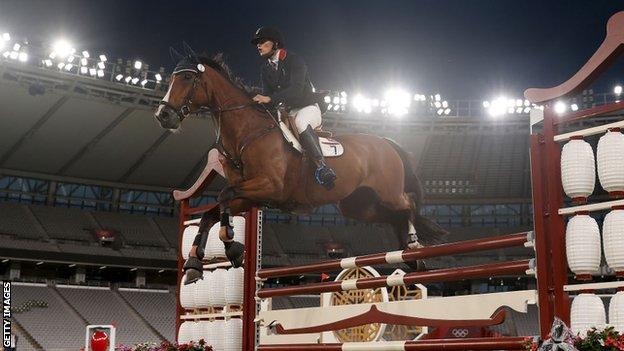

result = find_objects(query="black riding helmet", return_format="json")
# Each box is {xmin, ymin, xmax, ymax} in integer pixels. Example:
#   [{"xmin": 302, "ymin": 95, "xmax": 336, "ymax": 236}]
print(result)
[{"xmin": 251, "ymin": 26, "xmax": 285, "ymax": 48}]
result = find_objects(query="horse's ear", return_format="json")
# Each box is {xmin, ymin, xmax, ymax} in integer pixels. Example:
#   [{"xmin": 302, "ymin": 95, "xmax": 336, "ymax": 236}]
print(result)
[
  {"xmin": 182, "ymin": 41, "xmax": 199, "ymax": 60},
  {"xmin": 169, "ymin": 47, "xmax": 184, "ymax": 62}
]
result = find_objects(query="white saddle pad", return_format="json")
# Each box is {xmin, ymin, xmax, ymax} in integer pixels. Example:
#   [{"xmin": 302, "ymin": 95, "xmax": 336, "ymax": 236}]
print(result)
[{"xmin": 278, "ymin": 121, "xmax": 344, "ymax": 157}]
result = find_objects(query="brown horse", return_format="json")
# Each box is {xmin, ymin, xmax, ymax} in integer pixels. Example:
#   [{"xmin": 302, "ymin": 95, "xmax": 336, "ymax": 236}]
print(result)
[{"xmin": 155, "ymin": 48, "xmax": 447, "ymax": 284}]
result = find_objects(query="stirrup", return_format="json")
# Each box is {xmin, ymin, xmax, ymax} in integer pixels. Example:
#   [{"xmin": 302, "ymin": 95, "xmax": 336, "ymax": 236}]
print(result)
[{"xmin": 315, "ymin": 165, "xmax": 337, "ymax": 189}]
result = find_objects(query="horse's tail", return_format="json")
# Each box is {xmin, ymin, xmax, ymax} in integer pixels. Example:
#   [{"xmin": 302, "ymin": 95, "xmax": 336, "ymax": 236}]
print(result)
[{"xmin": 384, "ymin": 138, "xmax": 448, "ymax": 244}]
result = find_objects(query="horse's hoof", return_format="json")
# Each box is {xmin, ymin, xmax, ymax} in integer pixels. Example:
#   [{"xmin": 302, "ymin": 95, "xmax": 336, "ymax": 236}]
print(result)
[
  {"xmin": 224, "ymin": 241, "xmax": 245, "ymax": 268},
  {"xmin": 183, "ymin": 256, "xmax": 204, "ymax": 284}
]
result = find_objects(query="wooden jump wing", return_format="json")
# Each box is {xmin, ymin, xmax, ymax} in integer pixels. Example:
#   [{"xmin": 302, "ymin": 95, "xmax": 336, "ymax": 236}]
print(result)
[{"xmin": 525, "ymin": 11, "xmax": 624, "ymax": 104}]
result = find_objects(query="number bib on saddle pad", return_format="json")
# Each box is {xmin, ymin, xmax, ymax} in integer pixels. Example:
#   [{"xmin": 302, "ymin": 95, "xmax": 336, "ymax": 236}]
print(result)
[{"xmin": 277, "ymin": 118, "xmax": 344, "ymax": 157}]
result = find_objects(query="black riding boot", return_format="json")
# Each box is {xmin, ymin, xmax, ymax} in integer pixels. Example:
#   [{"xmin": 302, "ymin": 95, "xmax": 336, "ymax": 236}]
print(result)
[{"xmin": 299, "ymin": 126, "xmax": 337, "ymax": 190}]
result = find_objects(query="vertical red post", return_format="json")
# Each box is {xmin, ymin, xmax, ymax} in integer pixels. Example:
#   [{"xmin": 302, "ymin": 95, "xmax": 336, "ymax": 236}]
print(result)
[
  {"xmin": 243, "ymin": 208, "xmax": 260, "ymax": 351},
  {"xmin": 175, "ymin": 199, "xmax": 189, "ymax": 342}
]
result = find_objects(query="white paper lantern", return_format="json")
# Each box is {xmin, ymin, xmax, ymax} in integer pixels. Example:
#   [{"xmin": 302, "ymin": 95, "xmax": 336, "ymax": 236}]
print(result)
[
  {"xmin": 610, "ymin": 291, "xmax": 624, "ymax": 332},
  {"xmin": 566, "ymin": 214, "xmax": 601, "ymax": 280},
  {"xmin": 225, "ymin": 268, "xmax": 245, "ymax": 305},
  {"xmin": 597, "ymin": 130, "xmax": 624, "ymax": 195},
  {"xmin": 206, "ymin": 320, "xmax": 225, "ymax": 351},
  {"xmin": 571, "ymin": 293, "xmax": 606, "ymax": 337},
  {"xmin": 194, "ymin": 320, "xmax": 211, "ymax": 343},
  {"xmin": 561, "ymin": 138, "xmax": 595, "ymax": 201},
  {"xmin": 178, "ymin": 321, "xmax": 194, "ymax": 344},
  {"xmin": 180, "ymin": 273, "xmax": 195, "ymax": 309},
  {"xmin": 182, "ymin": 225, "xmax": 199, "ymax": 260},
  {"xmin": 224, "ymin": 319, "xmax": 243, "ymax": 351},
  {"xmin": 231, "ymin": 216, "xmax": 246, "ymax": 245},
  {"xmin": 209, "ymin": 269, "xmax": 227, "ymax": 307},
  {"xmin": 194, "ymin": 270, "xmax": 213, "ymax": 308},
  {"xmin": 206, "ymin": 222, "xmax": 226, "ymax": 259},
  {"xmin": 603, "ymin": 209, "xmax": 624, "ymax": 275}
]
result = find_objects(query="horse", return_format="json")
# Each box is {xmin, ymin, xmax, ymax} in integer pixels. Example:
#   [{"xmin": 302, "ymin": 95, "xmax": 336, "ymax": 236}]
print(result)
[{"xmin": 154, "ymin": 45, "xmax": 447, "ymax": 284}]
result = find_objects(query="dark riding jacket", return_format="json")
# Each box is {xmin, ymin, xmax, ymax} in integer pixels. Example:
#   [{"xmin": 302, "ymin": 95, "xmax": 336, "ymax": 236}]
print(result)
[{"xmin": 261, "ymin": 50, "xmax": 319, "ymax": 110}]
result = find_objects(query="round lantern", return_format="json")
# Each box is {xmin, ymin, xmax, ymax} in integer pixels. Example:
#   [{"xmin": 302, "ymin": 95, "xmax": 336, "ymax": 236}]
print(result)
[
  {"xmin": 571, "ymin": 293, "xmax": 606, "ymax": 337},
  {"xmin": 231, "ymin": 216, "xmax": 246, "ymax": 245},
  {"xmin": 194, "ymin": 320, "xmax": 211, "ymax": 343},
  {"xmin": 225, "ymin": 268, "xmax": 244, "ymax": 306},
  {"xmin": 194, "ymin": 270, "xmax": 213, "ymax": 308},
  {"xmin": 180, "ymin": 273, "xmax": 195, "ymax": 309},
  {"xmin": 597, "ymin": 129, "xmax": 624, "ymax": 197},
  {"xmin": 561, "ymin": 138, "xmax": 595, "ymax": 202},
  {"xmin": 566, "ymin": 214, "xmax": 601, "ymax": 280},
  {"xmin": 224, "ymin": 319, "xmax": 243, "ymax": 351},
  {"xmin": 610, "ymin": 291, "xmax": 624, "ymax": 332},
  {"xmin": 182, "ymin": 225, "xmax": 199, "ymax": 260},
  {"xmin": 206, "ymin": 320, "xmax": 226, "ymax": 350},
  {"xmin": 178, "ymin": 321, "xmax": 194, "ymax": 344},
  {"xmin": 603, "ymin": 209, "xmax": 624, "ymax": 276},
  {"xmin": 90, "ymin": 330, "xmax": 109, "ymax": 351},
  {"xmin": 209, "ymin": 269, "xmax": 227, "ymax": 307},
  {"xmin": 206, "ymin": 222, "xmax": 226, "ymax": 259}
]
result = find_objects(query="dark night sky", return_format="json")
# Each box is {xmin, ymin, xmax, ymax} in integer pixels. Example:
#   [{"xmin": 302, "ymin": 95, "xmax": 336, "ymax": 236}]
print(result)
[{"xmin": 1, "ymin": 0, "xmax": 623, "ymax": 99}]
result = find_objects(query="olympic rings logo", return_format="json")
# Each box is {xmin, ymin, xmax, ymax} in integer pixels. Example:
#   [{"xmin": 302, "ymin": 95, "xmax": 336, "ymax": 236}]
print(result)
[{"xmin": 451, "ymin": 328, "xmax": 470, "ymax": 338}]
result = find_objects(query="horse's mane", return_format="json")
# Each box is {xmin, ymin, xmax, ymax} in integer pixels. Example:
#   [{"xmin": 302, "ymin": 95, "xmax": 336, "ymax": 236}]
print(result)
[{"xmin": 197, "ymin": 53, "xmax": 259, "ymax": 97}]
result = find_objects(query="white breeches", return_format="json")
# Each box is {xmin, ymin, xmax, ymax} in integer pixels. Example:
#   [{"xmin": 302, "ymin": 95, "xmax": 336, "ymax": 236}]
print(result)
[{"xmin": 290, "ymin": 104, "xmax": 322, "ymax": 134}]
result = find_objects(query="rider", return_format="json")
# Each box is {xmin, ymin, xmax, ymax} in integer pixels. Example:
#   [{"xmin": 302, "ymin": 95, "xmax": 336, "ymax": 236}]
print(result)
[{"xmin": 251, "ymin": 26, "xmax": 337, "ymax": 190}]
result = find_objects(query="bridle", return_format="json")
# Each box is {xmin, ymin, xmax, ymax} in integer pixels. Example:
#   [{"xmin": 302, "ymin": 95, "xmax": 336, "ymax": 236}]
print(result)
[{"xmin": 158, "ymin": 66, "xmax": 278, "ymax": 172}]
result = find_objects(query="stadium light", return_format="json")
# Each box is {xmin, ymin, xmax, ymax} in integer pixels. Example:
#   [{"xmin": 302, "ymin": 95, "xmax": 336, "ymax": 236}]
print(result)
[
  {"xmin": 99, "ymin": 54, "xmax": 107, "ymax": 62},
  {"xmin": 67, "ymin": 55, "xmax": 74, "ymax": 63},
  {"xmin": 332, "ymin": 96, "xmax": 340, "ymax": 104},
  {"xmin": 384, "ymin": 88, "xmax": 411, "ymax": 117},
  {"xmin": 18, "ymin": 52, "xmax": 27, "ymax": 62},
  {"xmin": 332, "ymin": 104, "xmax": 340, "ymax": 111},
  {"xmin": 124, "ymin": 76, "xmax": 132, "ymax": 83},
  {"xmin": 131, "ymin": 77, "xmax": 139, "ymax": 85},
  {"xmin": 115, "ymin": 74, "xmax": 124, "ymax": 81},
  {"xmin": 89, "ymin": 68, "xmax": 97, "ymax": 76},
  {"xmin": 482, "ymin": 100, "xmax": 490, "ymax": 108},
  {"xmin": 12, "ymin": 43, "xmax": 20, "ymax": 51},
  {"xmin": 615, "ymin": 85, "xmax": 623, "ymax": 95},
  {"xmin": 141, "ymin": 79, "xmax": 148, "ymax": 87},
  {"xmin": 2, "ymin": 33, "xmax": 9, "ymax": 41},
  {"xmin": 57, "ymin": 62, "xmax": 65, "ymax": 69},
  {"xmin": 444, "ymin": 108, "xmax": 451, "ymax": 115},
  {"xmin": 352, "ymin": 94, "xmax": 372, "ymax": 113},
  {"xmin": 52, "ymin": 39, "xmax": 73, "ymax": 58},
  {"xmin": 571, "ymin": 103, "xmax": 579, "ymax": 111},
  {"xmin": 434, "ymin": 93, "xmax": 441, "ymax": 101},
  {"xmin": 80, "ymin": 66, "xmax": 88, "ymax": 74},
  {"xmin": 43, "ymin": 59, "xmax": 53, "ymax": 67},
  {"xmin": 9, "ymin": 51, "xmax": 18, "ymax": 60},
  {"xmin": 80, "ymin": 58, "xmax": 87, "ymax": 66},
  {"xmin": 134, "ymin": 60, "xmax": 142, "ymax": 70},
  {"xmin": 2, "ymin": 52, "xmax": 9, "ymax": 59},
  {"xmin": 487, "ymin": 96, "xmax": 508, "ymax": 117},
  {"xmin": 154, "ymin": 73, "xmax": 162, "ymax": 82},
  {"xmin": 97, "ymin": 69, "xmax": 105, "ymax": 78},
  {"xmin": 554, "ymin": 101, "xmax": 567, "ymax": 114},
  {"xmin": 323, "ymin": 96, "xmax": 331, "ymax": 103},
  {"xmin": 97, "ymin": 61, "xmax": 105, "ymax": 70},
  {"xmin": 82, "ymin": 50, "xmax": 90, "ymax": 58},
  {"xmin": 340, "ymin": 91, "xmax": 347, "ymax": 97},
  {"xmin": 64, "ymin": 63, "xmax": 73, "ymax": 71}
]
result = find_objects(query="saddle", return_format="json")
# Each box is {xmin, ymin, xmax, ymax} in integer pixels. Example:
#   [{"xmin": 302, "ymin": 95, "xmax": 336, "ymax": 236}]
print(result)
[{"xmin": 277, "ymin": 107, "xmax": 344, "ymax": 157}]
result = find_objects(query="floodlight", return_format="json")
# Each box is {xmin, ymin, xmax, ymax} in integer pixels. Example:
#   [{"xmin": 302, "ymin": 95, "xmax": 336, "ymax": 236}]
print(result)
[
  {"xmin": 436, "ymin": 109, "xmax": 444, "ymax": 115},
  {"xmin": 1, "ymin": 33, "xmax": 9, "ymax": 41},
  {"xmin": 333, "ymin": 96, "xmax": 340, "ymax": 104},
  {"xmin": 340, "ymin": 91, "xmax": 347, "ymax": 97},
  {"xmin": 444, "ymin": 108, "xmax": 451, "ymax": 115},
  {"xmin": 352, "ymin": 94, "xmax": 371, "ymax": 113},
  {"xmin": 554, "ymin": 101, "xmax": 567, "ymax": 114},
  {"xmin": 82, "ymin": 51, "xmax": 90, "ymax": 58},
  {"xmin": 571, "ymin": 104, "xmax": 579, "ymax": 111},
  {"xmin": 125, "ymin": 76, "xmax": 132, "ymax": 83},
  {"xmin": 89, "ymin": 68, "xmax": 97, "ymax": 76},
  {"xmin": 371, "ymin": 99, "xmax": 379, "ymax": 107},
  {"xmin": 333, "ymin": 104, "xmax": 340, "ymax": 111},
  {"xmin": 80, "ymin": 58, "xmax": 87, "ymax": 66},
  {"xmin": 516, "ymin": 99, "xmax": 523, "ymax": 107},
  {"xmin": 483, "ymin": 101, "xmax": 490, "ymax": 108},
  {"xmin": 442, "ymin": 100, "xmax": 448, "ymax": 108},
  {"xmin": 154, "ymin": 73, "xmax": 162, "ymax": 82},
  {"xmin": 524, "ymin": 99, "xmax": 530, "ymax": 107},
  {"xmin": 67, "ymin": 55, "xmax": 74, "ymax": 63},
  {"xmin": 115, "ymin": 74, "xmax": 124, "ymax": 81},
  {"xmin": 2, "ymin": 51, "xmax": 9, "ymax": 58},
  {"xmin": 18, "ymin": 52, "xmax": 27, "ymax": 62},
  {"xmin": 131, "ymin": 77, "xmax": 139, "ymax": 84},
  {"xmin": 434, "ymin": 94, "xmax": 441, "ymax": 101},
  {"xmin": 340, "ymin": 97, "xmax": 347, "ymax": 105},
  {"xmin": 9, "ymin": 51, "xmax": 18, "ymax": 60},
  {"xmin": 434, "ymin": 101, "xmax": 441, "ymax": 108},
  {"xmin": 516, "ymin": 107, "xmax": 523, "ymax": 114},
  {"xmin": 12, "ymin": 43, "xmax": 20, "ymax": 51},
  {"xmin": 43, "ymin": 59, "xmax": 53, "ymax": 67},
  {"xmin": 324, "ymin": 96, "xmax": 331, "ymax": 103},
  {"xmin": 80, "ymin": 66, "xmax": 88, "ymax": 74},
  {"xmin": 97, "ymin": 61, "xmax": 105, "ymax": 69},
  {"xmin": 99, "ymin": 54, "xmax": 107, "ymax": 62},
  {"xmin": 384, "ymin": 88, "xmax": 411, "ymax": 117},
  {"xmin": 64, "ymin": 63, "xmax": 73, "ymax": 71},
  {"xmin": 97, "ymin": 69, "xmax": 104, "ymax": 78},
  {"xmin": 52, "ymin": 39, "xmax": 73, "ymax": 58},
  {"xmin": 507, "ymin": 107, "xmax": 515, "ymax": 114},
  {"xmin": 57, "ymin": 62, "xmax": 65, "ymax": 69},
  {"xmin": 487, "ymin": 97, "xmax": 508, "ymax": 117},
  {"xmin": 615, "ymin": 85, "xmax": 623, "ymax": 95},
  {"xmin": 141, "ymin": 79, "xmax": 148, "ymax": 86},
  {"xmin": 523, "ymin": 107, "xmax": 531, "ymax": 113},
  {"xmin": 134, "ymin": 60, "xmax": 142, "ymax": 70}
]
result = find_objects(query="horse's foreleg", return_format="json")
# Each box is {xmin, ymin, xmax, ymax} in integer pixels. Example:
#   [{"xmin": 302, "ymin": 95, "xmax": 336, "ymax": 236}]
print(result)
[
  {"xmin": 217, "ymin": 176, "xmax": 283, "ymax": 268},
  {"xmin": 183, "ymin": 207, "xmax": 219, "ymax": 284}
]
